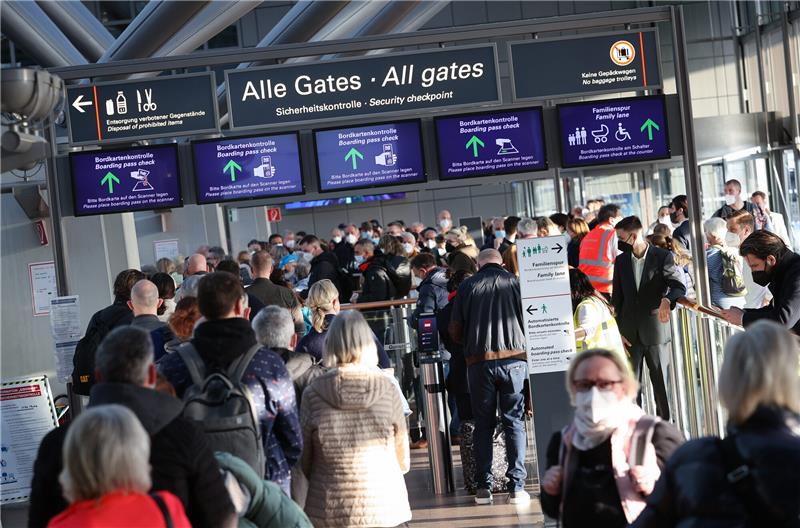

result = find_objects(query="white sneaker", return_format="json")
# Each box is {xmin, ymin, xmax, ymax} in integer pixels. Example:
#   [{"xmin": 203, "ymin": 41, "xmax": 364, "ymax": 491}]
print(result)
[
  {"xmin": 474, "ymin": 488, "xmax": 493, "ymax": 504},
  {"xmin": 509, "ymin": 490, "xmax": 530, "ymax": 504}
]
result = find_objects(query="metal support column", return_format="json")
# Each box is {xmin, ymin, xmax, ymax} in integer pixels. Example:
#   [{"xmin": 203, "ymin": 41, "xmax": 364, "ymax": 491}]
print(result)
[{"xmin": 671, "ymin": 5, "xmax": 711, "ymax": 307}]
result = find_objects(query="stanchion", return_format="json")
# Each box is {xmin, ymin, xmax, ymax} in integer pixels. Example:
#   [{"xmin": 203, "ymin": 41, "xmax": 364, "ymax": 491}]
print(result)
[
  {"xmin": 419, "ymin": 354, "xmax": 455, "ymax": 494},
  {"xmin": 415, "ymin": 312, "xmax": 454, "ymax": 494}
]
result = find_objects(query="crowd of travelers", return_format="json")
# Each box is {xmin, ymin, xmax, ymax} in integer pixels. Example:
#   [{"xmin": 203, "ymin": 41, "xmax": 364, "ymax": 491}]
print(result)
[{"xmin": 27, "ymin": 180, "xmax": 800, "ymax": 527}]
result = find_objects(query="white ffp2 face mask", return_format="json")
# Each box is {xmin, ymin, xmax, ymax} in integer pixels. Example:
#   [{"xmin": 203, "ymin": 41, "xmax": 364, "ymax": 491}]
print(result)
[
  {"xmin": 332, "ymin": 236, "xmax": 342, "ymax": 244},
  {"xmin": 345, "ymin": 234, "xmax": 357, "ymax": 245},
  {"xmin": 725, "ymin": 231, "xmax": 741, "ymax": 248},
  {"xmin": 425, "ymin": 239, "xmax": 437, "ymax": 249},
  {"xmin": 725, "ymin": 194, "xmax": 737, "ymax": 206},
  {"xmin": 575, "ymin": 386, "xmax": 621, "ymax": 427}
]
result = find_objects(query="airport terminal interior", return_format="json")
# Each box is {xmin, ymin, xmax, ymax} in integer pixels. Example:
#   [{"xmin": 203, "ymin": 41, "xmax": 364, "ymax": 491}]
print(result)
[{"xmin": 1, "ymin": 1, "xmax": 800, "ymax": 527}]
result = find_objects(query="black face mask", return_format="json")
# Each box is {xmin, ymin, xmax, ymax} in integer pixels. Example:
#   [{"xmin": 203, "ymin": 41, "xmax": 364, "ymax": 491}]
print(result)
[
  {"xmin": 669, "ymin": 211, "xmax": 680, "ymax": 224},
  {"xmin": 752, "ymin": 262, "xmax": 773, "ymax": 287},
  {"xmin": 617, "ymin": 235, "xmax": 633, "ymax": 253},
  {"xmin": 445, "ymin": 243, "xmax": 456, "ymax": 253}
]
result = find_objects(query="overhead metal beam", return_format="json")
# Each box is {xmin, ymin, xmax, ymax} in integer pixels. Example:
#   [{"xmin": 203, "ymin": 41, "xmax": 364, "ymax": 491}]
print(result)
[
  {"xmin": 97, "ymin": 0, "xmax": 209, "ymax": 63},
  {"xmin": 50, "ymin": 6, "xmax": 673, "ymax": 80},
  {"xmin": 149, "ymin": 1, "xmax": 261, "ymax": 58},
  {"xmin": 35, "ymin": 0, "xmax": 114, "ymax": 62},
  {"xmin": 1, "ymin": 0, "xmax": 87, "ymax": 68}
]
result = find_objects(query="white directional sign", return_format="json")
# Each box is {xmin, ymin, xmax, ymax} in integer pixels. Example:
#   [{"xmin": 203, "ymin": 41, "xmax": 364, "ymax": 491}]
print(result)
[
  {"xmin": 71, "ymin": 94, "xmax": 93, "ymax": 113},
  {"xmin": 516, "ymin": 236, "xmax": 576, "ymax": 374}
]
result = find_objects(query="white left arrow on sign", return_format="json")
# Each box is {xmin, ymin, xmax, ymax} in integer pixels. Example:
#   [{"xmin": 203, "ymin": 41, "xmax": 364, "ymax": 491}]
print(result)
[{"xmin": 72, "ymin": 94, "xmax": 93, "ymax": 113}]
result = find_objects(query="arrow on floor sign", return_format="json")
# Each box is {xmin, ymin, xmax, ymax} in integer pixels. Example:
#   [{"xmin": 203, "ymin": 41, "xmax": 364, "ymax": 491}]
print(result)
[
  {"xmin": 551, "ymin": 243, "xmax": 563, "ymax": 253},
  {"xmin": 465, "ymin": 135, "xmax": 485, "ymax": 158},
  {"xmin": 223, "ymin": 159, "xmax": 242, "ymax": 182},
  {"xmin": 72, "ymin": 94, "xmax": 93, "ymax": 113},
  {"xmin": 344, "ymin": 148, "xmax": 364, "ymax": 170},
  {"xmin": 101, "ymin": 171, "xmax": 120, "ymax": 194},
  {"xmin": 640, "ymin": 118, "xmax": 660, "ymax": 140}
]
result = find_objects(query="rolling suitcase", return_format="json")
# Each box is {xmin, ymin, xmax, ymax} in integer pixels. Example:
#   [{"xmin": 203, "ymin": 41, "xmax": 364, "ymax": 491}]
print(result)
[{"xmin": 458, "ymin": 419, "xmax": 511, "ymax": 493}]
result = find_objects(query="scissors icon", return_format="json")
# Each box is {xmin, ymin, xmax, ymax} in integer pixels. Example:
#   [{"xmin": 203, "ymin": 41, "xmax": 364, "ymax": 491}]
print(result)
[{"xmin": 143, "ymin": 89, "xmax": 157, "ymax": 112}]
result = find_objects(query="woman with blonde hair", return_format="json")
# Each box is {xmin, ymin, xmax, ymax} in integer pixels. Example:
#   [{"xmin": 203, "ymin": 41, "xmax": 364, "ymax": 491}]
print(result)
[
  {"xmin": 541, "ymin": 349, "xmax": 684, "ymax": 528},
  {"xmin": 632, "ymin": 320, "xmax": 800, "ymax": 527},
  {"xmin": 445, "ymin": 226, "xmax": 478, "ymax": 274},
  {"xmin": 49, "ymin": 404, "xmax": 191, "ymax": 528},
  {"xmin": 295, "ymin": 280, "xmax": 390, "ymax": 368},
  {"xmin": 301, "ymin": 310, "xmax": 412, "ymax": 527}
]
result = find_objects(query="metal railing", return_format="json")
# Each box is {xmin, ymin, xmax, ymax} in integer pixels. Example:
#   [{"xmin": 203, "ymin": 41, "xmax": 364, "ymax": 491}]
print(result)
[{"xmin": 667, "ymin": 298, "xmax": 742, "ymax": 439}]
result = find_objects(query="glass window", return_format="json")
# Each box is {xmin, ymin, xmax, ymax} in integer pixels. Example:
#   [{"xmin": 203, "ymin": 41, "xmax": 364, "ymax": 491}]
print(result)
[
  {"xmin": 532, "ymin": 178, "xmax": 557, "ymax": 217},
  {"xmin": 700, "ymin": 163, "xmax": 725, "ymax": 218},
  {"xmin": 583, "ymin": 172, "xmax": 643, "ymax": 219}
]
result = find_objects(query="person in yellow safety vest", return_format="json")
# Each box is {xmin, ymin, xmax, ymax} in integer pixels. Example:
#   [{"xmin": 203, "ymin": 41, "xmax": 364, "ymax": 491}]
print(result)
[
  {"xmin": 570, "ymin": 267, "xmax": 626, "ymax": 359},
  {"xmin": 579, "ymin": 204, "xmax": 623, "ymax": 300}
]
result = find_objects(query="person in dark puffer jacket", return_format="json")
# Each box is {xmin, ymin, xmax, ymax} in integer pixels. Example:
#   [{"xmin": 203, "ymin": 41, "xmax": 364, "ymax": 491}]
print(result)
[{"xmin": 631, "ymin": 320, "xmax": 800, "ymax": 528}]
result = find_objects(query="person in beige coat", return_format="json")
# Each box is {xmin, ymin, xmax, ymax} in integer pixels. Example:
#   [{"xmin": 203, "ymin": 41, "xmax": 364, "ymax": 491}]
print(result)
[{"xmin": 300, "ymin": 310, "xmax": 412, "ymax": 527}]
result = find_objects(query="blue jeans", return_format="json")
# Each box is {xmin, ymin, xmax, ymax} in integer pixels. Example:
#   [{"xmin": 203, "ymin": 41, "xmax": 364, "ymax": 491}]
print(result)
[{"xmin": 467, "ymin": 358, "xmax": 528, "ymax": 492}]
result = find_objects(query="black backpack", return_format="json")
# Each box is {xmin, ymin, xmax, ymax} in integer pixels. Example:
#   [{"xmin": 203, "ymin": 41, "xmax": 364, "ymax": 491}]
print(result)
[
  {"xmin": 177, "ymin": 342, "xmax": 265, "ymax": 476},
  {"xmin": 71, "ymin": 309, "xmax": 130, "ymax": 395}
]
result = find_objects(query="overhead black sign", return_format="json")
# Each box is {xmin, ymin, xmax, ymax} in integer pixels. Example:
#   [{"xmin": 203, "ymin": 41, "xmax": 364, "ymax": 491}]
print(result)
[
  {"xmin": 226, "ymin": 44, "xmax": 501, "ymax": 129},
  {"xmin": 509, "ymin": 30, "xmax": 661, "ymax": 100},
  {"xmin": 66, "ymin": 72, "xmax": 219, "ymax": 145}
]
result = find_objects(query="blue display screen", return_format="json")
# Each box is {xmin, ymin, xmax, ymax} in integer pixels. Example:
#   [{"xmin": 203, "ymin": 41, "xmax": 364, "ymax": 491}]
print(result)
[
  {"xmin": 70, "ymin": 144, "xmax": 182, "ymax": 216},
  {"xmin": 192, "ymin": 133, "xmax": 304, "ymax": 204},
  {"xmin": 314, "ymin": 120, "xmax": 426, "ymax": 192},
  {"xmin": 435, "ymin": 108, "xmax": 547, "ymax": 179},
  {"xmin": 558, "ymin": 95, "xmax": 670, "ymax": 168}
]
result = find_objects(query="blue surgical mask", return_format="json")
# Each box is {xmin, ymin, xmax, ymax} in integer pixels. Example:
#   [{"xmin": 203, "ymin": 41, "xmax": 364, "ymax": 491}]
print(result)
[
  {"xmin": 494, "ymin": 230, "xmax": 506, "ymax": 240},
  {"xmin": 354, "ymin": 255, "xmax": 365, "ymax": 265},
  {"xmin": 371, "ymin": 238, "xmax": 380, "ymax": 245},
  {"xmin": 360, "ymin": 231, "xmax": 371, "ymax": 240}
]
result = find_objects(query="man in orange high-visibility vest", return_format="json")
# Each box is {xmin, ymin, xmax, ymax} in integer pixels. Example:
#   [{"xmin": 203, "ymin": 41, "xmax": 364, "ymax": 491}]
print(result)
[{"xmin": 578, "ymin": 204, "xmax": 622, "ymax": 300}]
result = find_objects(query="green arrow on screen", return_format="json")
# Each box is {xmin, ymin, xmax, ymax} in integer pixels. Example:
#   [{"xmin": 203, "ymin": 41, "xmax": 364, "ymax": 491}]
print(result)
[
  {"xmin": 345, "ymin": 147, "xmax": 364, "ymax": 170},
  {"xmin": 640, "ymin": 118, "xmax": 661, "ymax": 141},
  {"xmin": 223, "ymin": 159, "xmax": 242, "ymax": 182},
  {"xmin": 100, "ymin": 171, "xmax": 120, "ymax": 194},
  {"xmin": 465, "ymin": 135, "xmax": 485, "ymax": 158}
]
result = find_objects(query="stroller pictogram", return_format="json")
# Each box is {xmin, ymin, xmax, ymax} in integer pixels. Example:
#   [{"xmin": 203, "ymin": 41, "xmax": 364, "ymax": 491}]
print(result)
[{"xmin": 591, "ymin": 124, "xmax": 609, "ymax": 143}]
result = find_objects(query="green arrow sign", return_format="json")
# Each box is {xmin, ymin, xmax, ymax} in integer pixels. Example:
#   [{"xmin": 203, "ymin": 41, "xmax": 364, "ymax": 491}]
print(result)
[
  {"xmin": 344, "ymin": 147, "xmax": 364, "ymax": 170},
  {"xmin": 465, "ymin": 135, "xmax": 485, "ymax": 158},
  {"xmin": 640, "ymin": 118, "xmax": 661, "ymax": 141},
  {"xmin": 223, "ymin": 159, "xmax": 242, "ymax": 182},
  {"xmin": 100, "ymin": 171, "xmax": 120, "ymax": 194}
]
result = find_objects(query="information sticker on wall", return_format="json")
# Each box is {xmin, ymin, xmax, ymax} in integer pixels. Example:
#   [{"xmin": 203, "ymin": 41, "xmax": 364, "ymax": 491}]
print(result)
[
  {"xmin": 1, "ymin": 376, "xmax": 58, "ymax": 504},
  {"xmin": 28, "ymin": 261, "xmax": 57, "ymax": 317},
  {"xmin": 49, "ymin": 296, "xmax": 81, "ymax": 383},
  {"xmin": 153, "ymin": 239, "xmax": 181, "ymax": 262}
]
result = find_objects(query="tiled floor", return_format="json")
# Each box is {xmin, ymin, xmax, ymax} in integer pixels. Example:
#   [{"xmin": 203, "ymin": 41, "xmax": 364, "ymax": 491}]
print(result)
[{"xmin": 405, "ymin": 444, "xmax": 545, "ymax": 527}]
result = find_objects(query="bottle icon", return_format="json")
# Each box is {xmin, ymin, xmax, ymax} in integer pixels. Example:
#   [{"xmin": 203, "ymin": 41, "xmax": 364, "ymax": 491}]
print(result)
[{"xmin": 116, "ymin": 91, "xmax": 127, "ymax": 114}]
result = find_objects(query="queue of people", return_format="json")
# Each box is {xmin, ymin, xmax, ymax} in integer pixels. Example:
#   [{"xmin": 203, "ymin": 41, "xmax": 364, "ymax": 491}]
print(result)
[{"xmin": 28, "ymin": 190, "xmax": 800, "ymax": 527}]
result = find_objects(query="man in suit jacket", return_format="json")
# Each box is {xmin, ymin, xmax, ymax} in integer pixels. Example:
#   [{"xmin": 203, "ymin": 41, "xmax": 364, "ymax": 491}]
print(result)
[{"xmin": 612, "ymin": 216, "xmax": 687, "ymax": 420}]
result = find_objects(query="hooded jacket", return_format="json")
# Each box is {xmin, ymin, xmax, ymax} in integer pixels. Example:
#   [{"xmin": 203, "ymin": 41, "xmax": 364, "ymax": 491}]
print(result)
[
  {"xmin": 28, "ymin": 383, "xmax": 234, "ymax": 528},
  {"xmin": 300, "ymin": 365, "xmax": 411, "ymax": 527},
  {"xmin": 157, "ymin": 318, "xmax": 303, "ymax": 492}
]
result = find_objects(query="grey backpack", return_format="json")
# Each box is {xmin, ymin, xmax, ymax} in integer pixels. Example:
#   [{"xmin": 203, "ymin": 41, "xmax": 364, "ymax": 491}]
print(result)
[{"xmin": 177, "ymin": 342, "xmax": 265, "ymax": 476}]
